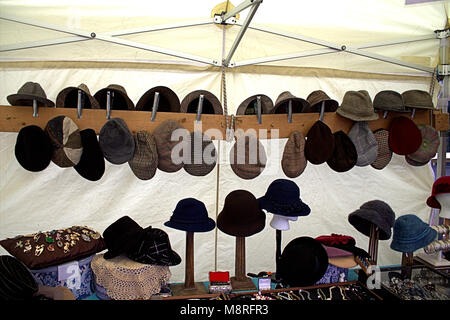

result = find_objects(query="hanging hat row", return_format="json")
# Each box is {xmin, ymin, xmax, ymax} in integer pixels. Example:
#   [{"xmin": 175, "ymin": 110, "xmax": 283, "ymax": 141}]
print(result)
[
  {"xmin": 6, "ymin": 82, "xmax": 224, "ymax": 119},
  {"xmin": 6, "ymin": 82, "xmax": 434, "ymax": 119}
]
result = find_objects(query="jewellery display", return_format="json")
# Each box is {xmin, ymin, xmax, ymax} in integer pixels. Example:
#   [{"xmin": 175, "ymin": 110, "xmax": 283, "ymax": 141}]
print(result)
[
  {"xmin": 381, "ymin": 266, "xmax": 449, "ymax": 300},
  {"xmin": 227, "ymin": 282, "xmax": 381, "ymax": 301}
]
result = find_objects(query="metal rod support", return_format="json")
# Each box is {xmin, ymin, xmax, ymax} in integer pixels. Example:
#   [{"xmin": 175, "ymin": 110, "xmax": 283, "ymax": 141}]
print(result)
[
  {"xmin": 32, "ymin": 99, "xmax": 38, "ymax": 118},
  {"xmin": 106, "ymin": 91, "xmax": 112, "ymax": 120},
  {"xmin": 196, "ymin": 94, "xmax": 204, "ymax": 122},
  {"xmin": 223, "ymin": 1, "xmax": 261, "ymax": 67},
  {"xmin": 319, "ymin": 101, "xmax": 325, "ymax": 122},
  {"xmin": 221, "ymin": 0, "xmax": 261, "ymax": 22},
  {"xmin": 77, "ymin": 89, "xmax": 83, "ymax": 119},
  {"xmin": 151, "ymin": 92, "xmax": 160, "ymax": 122},
  {"xmin": 287, "ymin": 100, "xmax": 292, "ymax": 123},
  {"xmin": 256, "ymin": 95, "xmax": 262, "ymax": 124}
]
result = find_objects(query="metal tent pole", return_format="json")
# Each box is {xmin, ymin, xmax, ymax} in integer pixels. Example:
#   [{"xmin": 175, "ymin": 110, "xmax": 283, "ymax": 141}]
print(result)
[{"xmin": 435, "ymin": 28, "xmax": 449, "ymax": 179}]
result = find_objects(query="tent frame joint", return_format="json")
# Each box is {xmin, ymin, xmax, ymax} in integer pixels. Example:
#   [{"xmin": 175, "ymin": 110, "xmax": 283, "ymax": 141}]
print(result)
[{"xmin": 435, "ymin": 28, "xmax": 449, "ymax": 39}]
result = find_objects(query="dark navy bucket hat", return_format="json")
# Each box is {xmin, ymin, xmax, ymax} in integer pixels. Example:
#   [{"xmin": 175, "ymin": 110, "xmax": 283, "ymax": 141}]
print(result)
[
  {"xmin": 164, "ymin": 198, "xmax": 216, "ymax": 233},
  {"xmin": 390, "ymin": 214, "xmax": 437, "ymax": 253},
  {"xmin": 258, "ymin": 179, "xmax": 311, "ymax": 217}
]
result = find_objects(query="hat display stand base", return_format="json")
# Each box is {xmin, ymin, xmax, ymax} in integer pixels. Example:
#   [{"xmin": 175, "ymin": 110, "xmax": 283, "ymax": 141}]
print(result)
[
  {"xmin": 169, "ymin": 232, "xmax": 208, "ymax": 296},
  {"xmin": 368, "ymin": 224, "xmax": 380, "ymax": 265},
  {"xmin": 231, "ymin": 237, "xmax": 256, "ymax": 291},
  {"xmin": 401, "ymin": 252, "xmax": 415, "ymax": 279},
  {"xmin": 271, "ymin": 229, "xmax": 283, "ymax": 286}
]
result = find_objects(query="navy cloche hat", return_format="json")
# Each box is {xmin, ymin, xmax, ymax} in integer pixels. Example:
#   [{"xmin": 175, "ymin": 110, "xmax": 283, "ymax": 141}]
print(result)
[
  {"xmin": 164, "ymin": 198, "xmax": 216, "ymax": 233},
  {"xmin": 258, "ymin": 179, "xmax": 311, "ymax": 217}
]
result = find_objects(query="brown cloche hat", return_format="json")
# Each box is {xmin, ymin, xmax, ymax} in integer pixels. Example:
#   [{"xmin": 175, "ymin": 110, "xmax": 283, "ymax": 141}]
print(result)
[
  {"xmin": 56, "ymin": 83, "xmax": 100, "ymax": 109},
  {"xmin": 271, "ymin": 91, "xmax": 310, "ymax": 114},
  {"xmin": 337, "ymin": 90, "xmax": 379, "ymax": 121},
  {"xmin": 281, "ymin": 130, "xmax": 307, "ymax": 178},
  {"xmin": 217, "ymin": 189, "xmax": 266, "ymax": 237},
  {"xmin": 94, "ymin": 84, "xmax": 135, "ymax": 110},
  {"xmin": 7, "ymin": 82, "xmax": 55, "ymax": 107},
  {"xmin": 180, "ymin": 90, "xmax": 223, "ymax": 114},
  {"xmin": 136, "ymin": 86, "xmax": 180, "ymax": 113},
  {"xmin": 304, "ymin": 90, "xmax": 339, "ymax": 113},
  {"xmin": 230, "ymin": 134, "xmax": 267, "ymax": 180},
  {"xmin": 236, "ymin": 94, "xmax": 274, "ymax": 115}
]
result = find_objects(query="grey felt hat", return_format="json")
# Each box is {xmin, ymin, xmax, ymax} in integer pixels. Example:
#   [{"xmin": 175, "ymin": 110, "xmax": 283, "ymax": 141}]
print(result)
[
  {"xmin": 99, "ymin": 118, "xmax": 136, "ymax": 164},
  {"xmin": 347, "ymin": 121, "xmax": 378, "ymax": 167},
  {"xmin": 373, "ymin": 90, "xmax": 408, "ymax": 113},
  {"xmin": 348, "ymin": 200, "xmax": 396, "ymax": 240}
]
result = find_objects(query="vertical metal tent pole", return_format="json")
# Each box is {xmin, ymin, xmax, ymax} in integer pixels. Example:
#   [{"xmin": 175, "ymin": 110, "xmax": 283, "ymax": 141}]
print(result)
[{"xmin": 436, "ymin": 28, "xmax": 449, "ymax": 179}]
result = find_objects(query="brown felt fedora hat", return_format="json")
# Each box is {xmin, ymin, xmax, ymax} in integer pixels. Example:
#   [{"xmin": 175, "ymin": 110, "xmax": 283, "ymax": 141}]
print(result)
[
  {"xmin": 94, "ymin": 84, "xmax": 135, "ymax": 110},
  {"xmin": 153, "ymin": 119, "xmax": 187, "ymax": 173},
  {"xmin": 217, "ymin": 190, "xmax": 266, "ymax": 237},
  {"xmin": 304, "ymin": 90, "xmax": 339, "ymax": 113},
  {"xmin": 271, "ymin": 91, "xmax": 310, "ymax": 114},
  {"xmin": 281, "ymin": 130, "xmax": 307, "ymax": 178},
  {"xmin": 56, "ymin": 83, "xmax": 100, "ymax": 109},
  {"xmin": 7, "ymin": 82, "xmax": 55, "ymax": 107},
  {"xmin": 230, "ymin": 134, "xmax": 267, "ymax": 180},
  {"xmin": 128, "ymin": 130, "xmax": 158, "ymax": 180},
  {"xmin": 236, "ymin": 94, "xmax": 274, "ymax": 115},
  {"xmin": 304, "ymin": 121, "xmax": 335, "ymax": 165},
  {"xmin": 136, "ymin": 86, "xmax": 180, "ymax": 113},
  {"xmin": 180, "ymin": 90, "xmax": 223, "ymax": 114},
  {"xmin": 337, "ymin": 90, "xmax": 378, "ymax": 121}
]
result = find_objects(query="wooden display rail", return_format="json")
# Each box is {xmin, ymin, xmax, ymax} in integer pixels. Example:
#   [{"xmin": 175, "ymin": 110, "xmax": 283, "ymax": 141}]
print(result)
[
  {"xmin": 0, "ymin": 106, "xmax": 228, "ymax": 138},
  {"xmin": 235, "ymin": 109, "xmax": 449, "ymax": 139},
  {"xmin": 0, "ymin": 105, "xmax": 448, "ymax": 140}
]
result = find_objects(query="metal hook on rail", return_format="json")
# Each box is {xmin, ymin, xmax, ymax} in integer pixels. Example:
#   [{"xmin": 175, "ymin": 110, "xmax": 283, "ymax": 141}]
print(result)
[{"xmin": 151, "ymin": 92, "xmax": 160, "ymax": 122}]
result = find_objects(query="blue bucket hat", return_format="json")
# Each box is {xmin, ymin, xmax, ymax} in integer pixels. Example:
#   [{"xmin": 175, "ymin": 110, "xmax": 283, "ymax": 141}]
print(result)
[
  {"xmin": 164, "ymin": 198, "xmax": 216, "ymax": 233},
  {"xmin": 258, "ymin": 179, "xmax": 311, "ymax": 217},
  {"xmin": 390, "ymin": 214, "xmax": 437, "ymax": 253}
]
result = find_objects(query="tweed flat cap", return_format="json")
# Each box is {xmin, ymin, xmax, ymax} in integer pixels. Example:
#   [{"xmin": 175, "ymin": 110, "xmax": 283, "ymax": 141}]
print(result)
[
  {"xmin": 153, "ymin": 119, "xmax": 186, "ymax": 173},
  {"xmin": 99, "ymin": 118, "xmax": 135, "ymax": 164},
  {"xmin": 45, "ymin": 116, "xmax": 83, "ymax": 168},
  {"xmin": 281, "ymin": 130, "xmax": 307, "ymax": 178},
  {"xmin": 128, "ymin": 130, "xmax": 158, "ymax": 180},
  {"xmin": 183, "ymin": 131, "xmax": 217, "ymax": 177},
  {"xmin": 406, "ymin": 124, "xmax": 439, "ymax": 165},
  {"xmin": 230, "ymin": 135, "xmax": 267, "ymax": 179},
  {"xmin": 347, "ymin": 121, "xmax": 378, "ymax": 167},
  {"xmin": 371, "ymin": 129, "xmax": 392, "ymax": 170}
]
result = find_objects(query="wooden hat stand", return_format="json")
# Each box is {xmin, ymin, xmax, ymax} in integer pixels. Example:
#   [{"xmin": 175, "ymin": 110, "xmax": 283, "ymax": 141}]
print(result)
[
  {"xmin": 169, "ymin": 232, "xmax": 208, "ymax": 296},
  {"xmin": 230, "ymin": 236, "xmax": 256, "ymax": 291}
]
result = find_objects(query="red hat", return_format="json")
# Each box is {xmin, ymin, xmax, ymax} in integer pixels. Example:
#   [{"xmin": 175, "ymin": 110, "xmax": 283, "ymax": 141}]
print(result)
[
  {"xmin": 388, "ymin": 116, "xmax": 422, "ymax": 155},
  {"xmin": 426, "ymin": 176, "xmax": 450, "ymax": 209}
]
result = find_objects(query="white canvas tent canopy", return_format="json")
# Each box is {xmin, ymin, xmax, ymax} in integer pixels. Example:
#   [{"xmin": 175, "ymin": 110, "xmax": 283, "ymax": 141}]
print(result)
[{"xmin": 0, "ymin": 0, "xmax": 448, "ymax": 283}]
